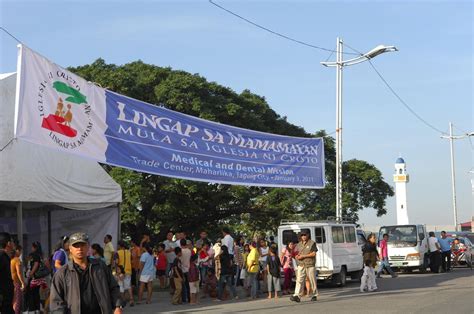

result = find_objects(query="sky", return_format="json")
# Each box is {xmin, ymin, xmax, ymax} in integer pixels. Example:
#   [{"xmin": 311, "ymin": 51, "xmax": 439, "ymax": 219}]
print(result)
[{"xmin": 1, "ymin": 0, "xmax": 472, "ymax": 227}]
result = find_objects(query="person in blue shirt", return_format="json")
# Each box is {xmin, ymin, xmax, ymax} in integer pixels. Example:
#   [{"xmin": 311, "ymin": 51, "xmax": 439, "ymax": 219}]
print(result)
[
  {"xmin": 52, "ymin": 236, "xmax": 70, "ymax": 273},
  {"xmin": 438, "ymin": 231, "xmax": 453, "ymax": 272},
  {"xmin": 138, "ymin": 243, "xmax": 155, "ymax": 304}
]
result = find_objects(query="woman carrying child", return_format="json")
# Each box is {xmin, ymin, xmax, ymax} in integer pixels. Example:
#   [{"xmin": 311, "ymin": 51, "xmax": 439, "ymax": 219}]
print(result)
[{"xmin": 360, "ymin": 233, "xmax": 378, "ymax": 292}]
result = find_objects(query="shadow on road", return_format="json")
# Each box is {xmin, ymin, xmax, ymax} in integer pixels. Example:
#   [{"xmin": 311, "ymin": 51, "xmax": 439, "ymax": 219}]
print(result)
[
  {"xmin": 125, "ymin": 268, "xmax": 473, "ymax": 313},
  {"xmin": 328, "ymin": 267, "xmax": 473, "ymax": 300}
]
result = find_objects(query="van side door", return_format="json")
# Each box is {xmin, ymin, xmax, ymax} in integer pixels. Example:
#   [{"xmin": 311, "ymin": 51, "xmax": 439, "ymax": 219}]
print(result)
[{"xmin": 315, "ymin": 226, "xmax": 330, "ymax": 270}]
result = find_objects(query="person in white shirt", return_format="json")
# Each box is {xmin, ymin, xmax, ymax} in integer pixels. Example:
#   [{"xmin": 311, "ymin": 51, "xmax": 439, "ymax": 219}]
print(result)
[
  {"xmin": 419, "ymin": 234, "xmax": 429, "ymax": 272},
  {"xmin": 179, "ymin": 239, "xmax": 192, "ymax": 303},
  {"xmin": 163, "ymin": 232, "xmax": 177, "ymax": 285},
  {"xmin": 427, "ymin": 232, "xmax": 441, "ymax": 273},
  {"xmin": 221, "ymin": 228, "xmax": 234, "ymax": 256},
  {"xmin": 175, "ymin": 232, "xmax": 184, "ymax": 248}
]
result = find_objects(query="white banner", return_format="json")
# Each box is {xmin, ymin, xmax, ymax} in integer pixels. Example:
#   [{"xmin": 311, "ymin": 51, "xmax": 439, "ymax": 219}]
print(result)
[{"xmin": 15, "ymin": 45, "xmax": 108, "ymax": 161}]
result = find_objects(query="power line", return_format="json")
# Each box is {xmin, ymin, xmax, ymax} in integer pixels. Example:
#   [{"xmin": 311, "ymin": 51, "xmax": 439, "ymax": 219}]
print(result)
[
  {"xmin": 453, "ymin": 124, "xmax": 474, "ymax": 150},
  {"xmin": 208, "ymin": 0, "xmax": 359, "ymax": 56},
  {"xmin": 368, "ymin": 61, "xmax": 448, "ymax": 135},
  {"xmin": 324, "ymin": 49, "xmax": 335, "ymax": 63},
  {"xmin": 452, "ymin": 123, "xmax": 471, "ymax": 137},
  {"xmin": 342, "ymin": 42, "xmax": 448, "ymax": 135},
  {"xmin": 0, "ymin": 26, "xmax": 23, "ymax": 45}
]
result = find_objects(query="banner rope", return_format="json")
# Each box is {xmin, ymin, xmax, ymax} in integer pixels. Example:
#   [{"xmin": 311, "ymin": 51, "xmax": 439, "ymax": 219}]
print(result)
[{"xmin": 0, "ymin": 26, "xmax": 23, "ymax": 45}]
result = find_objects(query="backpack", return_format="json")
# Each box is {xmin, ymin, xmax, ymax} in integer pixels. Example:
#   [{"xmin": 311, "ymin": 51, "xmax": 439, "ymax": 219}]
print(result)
[{"xmin": 34, "ymin": 259, "xmax": 50, "ymax": 279}]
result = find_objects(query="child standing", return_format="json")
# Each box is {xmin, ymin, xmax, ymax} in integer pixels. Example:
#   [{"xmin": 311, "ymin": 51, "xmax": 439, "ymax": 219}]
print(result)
[
  {"xmin": 204, "ymin": 268, "xmax": 218, "ymax": 298},
  {"xmin": 266, "ymin": 247, "xmax": 282, "ymax": 299},
  {"xmin": 171, "ymin": 247, "xmax": 184, "ymax": 305},
  {"xmin": 155, "ymin": 243, "xmax": 167, "ymax": 289},
  {"xmin": 188, "ymin": 254, "xmax": 200, "ymax": 304},
  {"xmin": 114, "ymin": 265, "xmax": 126, "ymax": 300},
  {"xmin": 280, "ymin": 241, "xmax": 296, "ymax": 295}
]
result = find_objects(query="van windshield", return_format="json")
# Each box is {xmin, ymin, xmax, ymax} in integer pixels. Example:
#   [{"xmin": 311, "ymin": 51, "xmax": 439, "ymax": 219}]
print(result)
[{"xmin": 379, "ymin": 225, "xmax": 418, "ymax": 247}]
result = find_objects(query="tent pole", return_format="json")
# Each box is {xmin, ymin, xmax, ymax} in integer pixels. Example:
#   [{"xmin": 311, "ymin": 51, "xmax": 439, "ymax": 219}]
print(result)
[
  {"xmin": 117, "ymin": 204, "xmax": 121, "ymax": 240},
  {"xmin": 16, "ymin": 202, "xmax": 23, "ymax": 247},
  {"xmin": 48, "ymin": 209, "xmax": 52, "ymax": 255}
]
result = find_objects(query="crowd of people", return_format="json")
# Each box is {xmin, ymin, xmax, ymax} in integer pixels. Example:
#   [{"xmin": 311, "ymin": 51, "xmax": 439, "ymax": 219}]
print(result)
[
  {"xmin": 0, "ymin": 228, "xmax": 467, "ymax": 313},
  {"xmin": 0, "ymin": 227, "xmax": 319, "ymax": 313}
]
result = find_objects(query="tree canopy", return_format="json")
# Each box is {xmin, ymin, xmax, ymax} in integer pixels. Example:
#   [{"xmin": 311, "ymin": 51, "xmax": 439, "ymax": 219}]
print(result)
[{"xmin": 69, "ymin": 59, "xmax": 393, "ymax": 241}]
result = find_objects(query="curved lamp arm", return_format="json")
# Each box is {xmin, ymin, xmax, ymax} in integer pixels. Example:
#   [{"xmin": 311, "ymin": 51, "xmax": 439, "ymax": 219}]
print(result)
[{"xmin": 321, "ymin": 45, "xmax": 398, "ymax": 67}]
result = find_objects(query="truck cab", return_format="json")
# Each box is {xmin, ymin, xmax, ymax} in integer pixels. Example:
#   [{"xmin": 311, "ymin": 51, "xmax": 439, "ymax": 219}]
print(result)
[{"xmin": 378, "ymin": 224, "xmax": 428, "ymax": 272}]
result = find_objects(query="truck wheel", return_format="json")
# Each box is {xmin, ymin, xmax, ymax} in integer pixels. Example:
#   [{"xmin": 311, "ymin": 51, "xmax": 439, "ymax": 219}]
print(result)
[{"xmin": 333, "ymin": 267, "xmax": 347, "ymax": 287}]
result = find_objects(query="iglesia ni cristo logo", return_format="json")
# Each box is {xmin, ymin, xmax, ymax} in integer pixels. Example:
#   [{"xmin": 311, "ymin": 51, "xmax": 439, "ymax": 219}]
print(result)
[{"xmin": 39, "ymin": 71, "xmax": 93, "ymax": 149}]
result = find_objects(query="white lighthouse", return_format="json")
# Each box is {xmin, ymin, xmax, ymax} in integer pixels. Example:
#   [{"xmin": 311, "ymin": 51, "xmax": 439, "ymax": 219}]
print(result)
[{"xmin": 394, "ymin": 157, "xmax": 409, "ymax": 225}]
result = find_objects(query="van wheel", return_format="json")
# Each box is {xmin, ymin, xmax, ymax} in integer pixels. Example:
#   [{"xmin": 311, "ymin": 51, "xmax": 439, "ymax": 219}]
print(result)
[
  {"xmin": 351, "ymin": 269, "xmax": 363, "ymax": 281},
  {"xmin": 333, "ymin": 267, "xmax": 347, "ymax": 287}
]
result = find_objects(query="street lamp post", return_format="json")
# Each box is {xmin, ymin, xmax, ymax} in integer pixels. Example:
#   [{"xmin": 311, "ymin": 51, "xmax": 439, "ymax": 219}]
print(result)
[
  {"xmin": 321, "ymin": 38, "xmax": 397, "ymax": 222},
  {"xmin": 441, "ymin": 122, "xmax": 473, "ymax": 231}
]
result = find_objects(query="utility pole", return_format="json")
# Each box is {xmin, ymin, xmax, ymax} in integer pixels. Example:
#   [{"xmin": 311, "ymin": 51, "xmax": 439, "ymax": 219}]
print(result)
[
  {"xmin": 448, "ymin": 122, "xmax": 458, "ymax": 231},
  {"xmin": 335, "ymin": 37, "xmax": 343, "ymax": 222},
  {"xmin": 441, "ymin": 122, "xmax": 473, "ymax": 231},
  {"xmin": 321, "ymin": 40, "xmax": 397, "ymax": 222}
]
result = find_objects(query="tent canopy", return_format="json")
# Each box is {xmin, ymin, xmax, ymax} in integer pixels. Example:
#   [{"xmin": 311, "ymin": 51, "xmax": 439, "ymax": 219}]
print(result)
[{"xmin": 0, "ymin": 72, "xmax": 122, "ymax": 209}]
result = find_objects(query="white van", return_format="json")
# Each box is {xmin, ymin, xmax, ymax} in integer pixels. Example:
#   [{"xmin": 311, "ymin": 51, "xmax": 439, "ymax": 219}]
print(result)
[
  {"xmin": 278, "ymin": 220, "xmax": 363, "ymax": 286},
  {"xmin": 378, "ymin": 224, "xmax": 428, "ymax": 272}
]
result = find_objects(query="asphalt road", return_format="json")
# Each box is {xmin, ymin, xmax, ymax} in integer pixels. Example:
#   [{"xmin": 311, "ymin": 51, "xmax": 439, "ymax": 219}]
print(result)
[{"xmin": 126, "ymin": 267, "xmax": 473, "ymax": 314}]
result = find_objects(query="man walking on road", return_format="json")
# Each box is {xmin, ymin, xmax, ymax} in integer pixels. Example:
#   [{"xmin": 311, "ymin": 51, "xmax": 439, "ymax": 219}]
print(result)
[
  {"xmin": 376, "ymin": 234, "xmax": 398, "ymax": 278},
  {"xmin": 290, "ymin": 230, "xmax": 318, "ymax": 303},
  {"xmin": 50, "ymin": 232, "xmax": 122, "ymax": 314},
  {"xmin": 438, "ymin": 231, "xmax": 452, "ymax": 272}
]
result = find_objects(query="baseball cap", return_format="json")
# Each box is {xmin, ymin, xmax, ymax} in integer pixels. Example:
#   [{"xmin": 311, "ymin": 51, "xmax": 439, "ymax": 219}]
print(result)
[
  {"xmin": 69, "ymin": 232, "xmax": 89, "ymax": 246},
  {"xmin": 299, "ymin": 230, "xmax": 309, "ymax": 236}
]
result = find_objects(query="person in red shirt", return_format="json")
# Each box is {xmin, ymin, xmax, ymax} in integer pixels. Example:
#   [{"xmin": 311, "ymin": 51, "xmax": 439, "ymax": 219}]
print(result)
[
  {"xmin": 376, "ymin": 234, "xmax": 398, "ymax": 278},
  {"xmin": 155, "ymin": 243, "xmax": 167, "ymax": 289},
  {"xmin": 198, "ymin": 242, "xmax": 211, "ymax": 287}
]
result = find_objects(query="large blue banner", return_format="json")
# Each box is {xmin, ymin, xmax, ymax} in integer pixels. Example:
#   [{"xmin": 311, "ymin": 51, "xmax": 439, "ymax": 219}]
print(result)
[
  {"xmin": 16, "ymin": 45, "xmax": 324, "ymax": 189},
  {"xmin": 104, "ymin": 91, "xmax": 325, "ymax": 188}
]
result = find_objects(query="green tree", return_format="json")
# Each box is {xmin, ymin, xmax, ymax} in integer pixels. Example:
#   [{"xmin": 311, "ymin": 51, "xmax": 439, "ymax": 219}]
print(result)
[{"xmin": 70, "ymin": 60, "xmax": 393, "ymax": 240}]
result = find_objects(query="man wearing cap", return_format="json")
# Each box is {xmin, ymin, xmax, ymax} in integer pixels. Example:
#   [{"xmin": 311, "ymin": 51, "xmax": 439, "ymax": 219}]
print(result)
[
  {"xmin": 290, "ymin": 231, "xmax": 319, "ymax": 303},
  {"xmin": 50, "ymin": 232, "xmax": 122, "ymax": 314}
]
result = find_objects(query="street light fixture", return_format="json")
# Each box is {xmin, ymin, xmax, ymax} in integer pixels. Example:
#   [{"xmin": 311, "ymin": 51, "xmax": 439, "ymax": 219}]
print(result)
[{"xmin": 321, "ymin": 38, "xmax": 397, "ymax": 222}]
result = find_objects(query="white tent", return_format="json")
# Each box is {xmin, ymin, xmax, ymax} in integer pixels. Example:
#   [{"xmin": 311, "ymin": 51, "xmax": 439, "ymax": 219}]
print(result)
[{"xmin": 0, "ymin": 72, "xmax": 122, "ymax": 252}]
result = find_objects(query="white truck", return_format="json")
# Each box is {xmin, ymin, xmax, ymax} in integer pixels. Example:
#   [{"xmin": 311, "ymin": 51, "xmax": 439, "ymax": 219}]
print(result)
[
  {"xmin": 278, "ymin": 220, "xmax": 363, "ymax": 286},
  {"xmin": 378, "ymin": 224, "xmax": 428, "ymax": 272}
]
